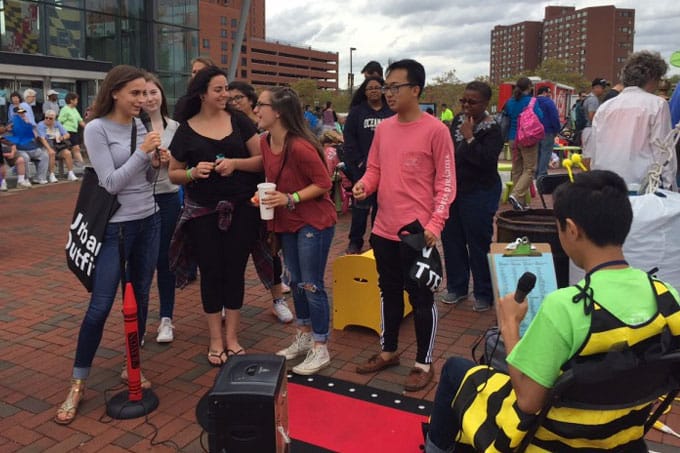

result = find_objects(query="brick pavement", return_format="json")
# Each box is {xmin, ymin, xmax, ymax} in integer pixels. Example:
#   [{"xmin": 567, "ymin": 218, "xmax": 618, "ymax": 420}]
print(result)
[{"xmin": 1, "ymin": 180, "xmax": 678, "ymax": 452}]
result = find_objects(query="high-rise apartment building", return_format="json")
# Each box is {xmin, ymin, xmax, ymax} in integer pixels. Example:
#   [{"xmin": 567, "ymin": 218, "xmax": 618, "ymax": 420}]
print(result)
[
  {"xmin": 490, "ymin": 5, "xmax": 635, "ymax": 85},
  {"xmin": 199, "ymin": 0, "xmax": 338, "ymax": 89}
]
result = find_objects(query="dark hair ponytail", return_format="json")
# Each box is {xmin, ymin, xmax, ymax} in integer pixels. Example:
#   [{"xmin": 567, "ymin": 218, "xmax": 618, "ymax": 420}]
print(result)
[{"xmin": 513, "ymin": 77, "xmax": 532, "ymax": 100}]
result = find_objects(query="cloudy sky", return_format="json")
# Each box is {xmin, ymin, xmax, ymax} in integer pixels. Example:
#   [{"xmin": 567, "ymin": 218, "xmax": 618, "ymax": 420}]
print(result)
[{"xmin": 265, "ymin": 0, "xmax": 680, "ymax": 87}]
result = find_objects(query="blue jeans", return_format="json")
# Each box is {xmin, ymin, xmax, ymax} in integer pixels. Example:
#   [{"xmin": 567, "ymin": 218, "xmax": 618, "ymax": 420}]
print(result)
[
  {"xmin": 280, "ymin": 225, "xmax": 335, "ymax": 342},
  {"xmin": 155, "ymin": 192, "xmax": 181, "ymax": 319},
  {"xmin": 535, "ymin": 133, "xmax": 556, "ymax": 179},
  {"xmin": 441, "ymin": 182, "xmax": 501, "ymax": 303},
  {"xmin": 73, "ymin": 213, "xmax": 160, "ymax": 379},
  {"xmin": 426, "ymin": 357, "xmax": 476, "ymax": 453}
]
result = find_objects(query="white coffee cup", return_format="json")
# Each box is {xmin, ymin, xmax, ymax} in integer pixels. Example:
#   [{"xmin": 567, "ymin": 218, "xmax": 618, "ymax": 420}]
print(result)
[{"xmin": 257, "ymin": 182, "xmax": 277, "ymax": 220}]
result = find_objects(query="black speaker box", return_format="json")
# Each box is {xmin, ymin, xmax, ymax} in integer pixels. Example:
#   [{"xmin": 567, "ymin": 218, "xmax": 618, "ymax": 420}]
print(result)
[{"xmin": 202, "ymin": 354, "xmax": 288, "ymax": 453}]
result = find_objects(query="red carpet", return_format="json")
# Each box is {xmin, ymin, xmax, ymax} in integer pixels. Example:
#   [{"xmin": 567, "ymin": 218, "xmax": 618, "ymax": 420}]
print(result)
[{"xmin": 288, "ymin": 374, "xmax": 431, "ymax": 452}]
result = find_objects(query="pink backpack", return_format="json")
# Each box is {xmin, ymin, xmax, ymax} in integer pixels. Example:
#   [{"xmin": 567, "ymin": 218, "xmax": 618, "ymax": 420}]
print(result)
[{"xmin": 516, "ymin": 97, "xmax": 545, "ymax": 147}]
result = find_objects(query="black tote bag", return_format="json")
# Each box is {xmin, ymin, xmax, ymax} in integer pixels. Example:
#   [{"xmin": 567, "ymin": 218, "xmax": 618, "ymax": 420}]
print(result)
[
  {"xmin": 397, "ymin": 219, "xmax": 444, "ymax": 293},
  {"xmin": 65, "ymin": 167, "xmax": 120, "ymax": 291},
  {"xmin": 65, "ymin": 122, "xmax": 136, "ymax": 291}
]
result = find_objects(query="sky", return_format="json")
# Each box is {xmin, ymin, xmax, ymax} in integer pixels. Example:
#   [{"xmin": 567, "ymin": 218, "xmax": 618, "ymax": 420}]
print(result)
[{"xmin": 265, "ymin": 1, "xmax": 680, "ymax": 88}]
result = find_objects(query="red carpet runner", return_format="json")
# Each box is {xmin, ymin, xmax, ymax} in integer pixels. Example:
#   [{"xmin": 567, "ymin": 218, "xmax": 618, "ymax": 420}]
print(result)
[{"xmin": 288, "ymin": 374, "xmax": 431, "ymax": 452}]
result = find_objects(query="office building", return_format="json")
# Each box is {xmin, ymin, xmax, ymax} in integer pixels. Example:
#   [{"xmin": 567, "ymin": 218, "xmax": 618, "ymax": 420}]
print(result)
[
  {"xmin": 199, "ymin": 0, "xmax": 338, "ymax": 89},
  {"xmin": 490, "ymin": 5, "xmax": 635, "ymax": 85}
]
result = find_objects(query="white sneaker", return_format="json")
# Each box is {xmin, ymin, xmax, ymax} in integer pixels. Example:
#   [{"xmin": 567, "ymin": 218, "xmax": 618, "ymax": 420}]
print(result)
[
  {"xmin": 292, "ymin": 344, "xmax": 330, "ymax": 375},
  {"xmin": 272, "ymin": 298, "xmax": 293, "ymax": 323},
  {"xmin": 277, "ymin": 330, "xmax": 313, "ymax": 360},
  {"xmin": 156, "ymin": 317, "xmax": 174, "ymax": 343},
  {"xmin": 0, "ymin": 180, "xmax": 7, "ymax": 191},
  {"xmin": 49, "ymin": 173, "xmax": 58, "ymax": 183},
  {"xmin": 67, "ymin": 172, "xmax": 78, "ymax": 181},
  {"xmin": 37, "ymin": 179, "xmax": 48, "ymax": 185},
  {"xmin": 18, "ymin": 179, "xmax": 32, "ymax": 189}
]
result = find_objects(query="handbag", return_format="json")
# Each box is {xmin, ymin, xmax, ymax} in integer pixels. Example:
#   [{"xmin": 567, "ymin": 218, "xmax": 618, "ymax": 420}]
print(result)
[
  {"xmin": 471, "ymin": 326, "xmax": 509, "ymax": 373},
  {"xmin": 65, "ymin": 122, "xmax": 136, "ymax": 291},
  {"xmin": 397, "ymin": 219, "xmax": 443, "ymax": 292}
]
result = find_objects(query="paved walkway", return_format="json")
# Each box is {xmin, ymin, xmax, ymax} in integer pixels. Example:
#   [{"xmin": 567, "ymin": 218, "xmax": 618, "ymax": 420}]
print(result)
[{"xmin": 0, "ymin": 180, "xmax": 678, "ymax": 452}]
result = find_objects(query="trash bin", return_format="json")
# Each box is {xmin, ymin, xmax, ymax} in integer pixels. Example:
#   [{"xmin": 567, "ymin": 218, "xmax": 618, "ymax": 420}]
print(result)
[{"xmin": 496, "ymin": 209, "xmax": 569, "ymax": 288}]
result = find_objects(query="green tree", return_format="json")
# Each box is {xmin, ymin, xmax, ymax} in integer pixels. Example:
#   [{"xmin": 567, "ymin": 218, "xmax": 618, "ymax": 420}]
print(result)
[{"xmin": 533, "ymin": 58, "xmax": 590, "ymax": 92}]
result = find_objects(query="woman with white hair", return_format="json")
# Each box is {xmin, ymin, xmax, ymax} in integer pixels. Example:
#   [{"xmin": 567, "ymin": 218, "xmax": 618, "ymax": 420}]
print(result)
[{"xmin": 591, "ymin": 50, "xmax": 675, "ymax": 190}]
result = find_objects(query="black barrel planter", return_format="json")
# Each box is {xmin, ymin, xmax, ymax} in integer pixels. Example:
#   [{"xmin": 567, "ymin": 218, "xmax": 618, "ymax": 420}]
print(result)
[{"xmin": 496, "ymin": 209, "xmax": 569, "ymax": 288}]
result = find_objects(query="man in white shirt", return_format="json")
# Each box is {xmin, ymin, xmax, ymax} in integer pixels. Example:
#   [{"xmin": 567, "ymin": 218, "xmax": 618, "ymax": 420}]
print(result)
[{"xmin": 591, "ymin": 51, "xmax": 675, "ymax": 190}]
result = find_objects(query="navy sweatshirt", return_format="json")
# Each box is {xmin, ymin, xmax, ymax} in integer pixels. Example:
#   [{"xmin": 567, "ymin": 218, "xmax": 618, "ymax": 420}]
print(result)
[{"xmin": 342, "ymin": 101, "xmax": 394, "ymax": 182}]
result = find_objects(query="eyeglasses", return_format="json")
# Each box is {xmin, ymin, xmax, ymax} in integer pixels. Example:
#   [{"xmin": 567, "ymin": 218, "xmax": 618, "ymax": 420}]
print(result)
[
  {"xmin": 459, "ymin": 98, "xmax": 481, "ymax": 105},
  {"xmin": 228, "ymin": 94, "xmax": 245, "ymax": 103},
  {"xmin": 255, "ymin": 102, "xmax": 272, "ymax": 108},
  {"xmin": 380, "ymin": 83, "xmax": 414, "ymax": 95}
]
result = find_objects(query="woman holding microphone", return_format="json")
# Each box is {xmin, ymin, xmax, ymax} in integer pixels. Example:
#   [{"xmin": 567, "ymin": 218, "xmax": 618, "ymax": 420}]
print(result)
[{"xmin": 55, "ymin": 65, "xmax": 162, "ymax": 425}]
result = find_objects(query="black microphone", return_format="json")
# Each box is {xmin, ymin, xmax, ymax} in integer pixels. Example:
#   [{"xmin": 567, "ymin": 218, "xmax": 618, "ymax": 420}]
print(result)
[
  {"xmin": 138, "ymin": 111, "xmax": 159, "ymax": 157},
  {"xmin": 514, "ymin": 272, "xmax": 537, "ymax": 303}
]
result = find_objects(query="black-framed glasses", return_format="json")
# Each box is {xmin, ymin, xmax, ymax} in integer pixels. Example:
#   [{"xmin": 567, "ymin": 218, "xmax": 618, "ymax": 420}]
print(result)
[
  {"xmin": 380, "ymin": 83, "xmax": 414, "ymax": 95},
  {"xmin": 228, "ymin": 94, "xmax": 245, "ymax": 103},
  {"xmin": 255, "ymin": 102, "xmax": 272, "ymax": 108},
  {"xmin": 459, "ymin": 98, "xmax": 480, "ymax": 105}
]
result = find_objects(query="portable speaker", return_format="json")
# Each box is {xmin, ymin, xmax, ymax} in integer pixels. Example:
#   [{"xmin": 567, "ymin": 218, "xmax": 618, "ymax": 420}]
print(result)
[{"xmin": 204, "ymin": 354, "xmax": 288, "ymax": 453}]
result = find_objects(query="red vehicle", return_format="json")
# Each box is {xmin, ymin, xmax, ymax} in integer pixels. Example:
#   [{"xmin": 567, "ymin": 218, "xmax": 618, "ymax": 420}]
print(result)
[{"xmin": 498, "ymin": 78, "xmax": 574, "ymax": 125}]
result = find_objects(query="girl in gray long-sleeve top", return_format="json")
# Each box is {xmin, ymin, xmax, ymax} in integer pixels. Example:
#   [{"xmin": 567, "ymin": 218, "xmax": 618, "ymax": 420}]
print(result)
[{"xmin": 56, "ymin": 65, "xmax": 163, "ymax": 426}]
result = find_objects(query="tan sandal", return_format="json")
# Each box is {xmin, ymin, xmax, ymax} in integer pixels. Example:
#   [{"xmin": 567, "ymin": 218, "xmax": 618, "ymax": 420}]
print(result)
[
  {"xmin": 55, "ymin": 379, "xmax": 86, "ymax": 425},
  {"xmin": 120, "ymin": 365, "xmax": 152, "ymax": 389}
]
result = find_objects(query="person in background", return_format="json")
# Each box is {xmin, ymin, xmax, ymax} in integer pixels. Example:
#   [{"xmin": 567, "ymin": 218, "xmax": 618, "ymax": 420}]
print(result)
[
  {"xmin": 361, "ymin": 61, "xmax": 383, "ymax": 79},
  {"xmin": 8, "ymin": 92, "xmax": 21, "ymax": 122},
  {"xmin": 22, "ymin": 89, "xmax": 41, "ymax": 124},
  {"xmin": 7, "ymin": 106, "xmax": 49, "ymax": 184},
  {"xmin": 55, "ymin": 65, "xmax": 162, "ymax": 425},
  {"xmin": 169, "ymin": 66, "xmax": 262, "ymax": 366},
  {"xmin": 36, "ymin": 110, "xmax": 80, "ymax": 182},
  {"xmin": 303, "ymin": 104, "xmax": 319, "ymax": 133},
  {"xmin": 142, "ymin": 72, "xmax": 181, "ymax": 343},
  {"xmin": 255, "ymin": 86, "xmax": 337, "ymax": 375},
  {"xmin": 321, "ymin": 101, "xmax": 337, "ymax": 132},
  {"xmin": 228, "ymin": 80, "xmax": 294, "ymax": 324},
  {"xmin": 602, "ymin": 81, "xmax": 624, "ymax": 103},
  {"xmin": 353, "ymin": 59, "xmax": 455, "ymax": 392},
  {"xmin": 534, "ymin": 86, "xmax": 561, "ymax": 179},
  {"xmin": 173, "ymin": 57, "xmax": 216, "ymax": 122},
  {"xmin": 1, "ymin": 140, "xmax": 31, "ymax": 189},
  {"xmin": 58, "ymin": 93, "xmax": 86, "ymax": 168},
  {"xmin": 439, "ymin": 103, "xmax": 453, "ymax": 126},
  {"xmin": 505, "ymin": 77, "xmax": 543, "ymax": 211},
  {"xmin": 425, "ymin": 170, "xmax": 680, "ymax": 453},
  {"xmin": 43, "ymin": 90, "xmax": 61, "ymax": 116},
  {"xmin": 343, "ymin": 75, "xmax": 394, "ymax": 254},
  {"xmin": 441, "ymin": 81, "xmax": 503, "ymax": 312},
  {"xmin": 580, "ymin": 78, "xmax": 607, "ymax": 167},
  {"xmin": 591, "ymin": 50, "xmax": 675, "ymax": 190}
]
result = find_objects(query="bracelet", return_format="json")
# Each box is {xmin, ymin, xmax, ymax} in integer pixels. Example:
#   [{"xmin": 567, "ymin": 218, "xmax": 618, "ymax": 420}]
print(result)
[
  {"xmin": 186, "ymin": 168, "xmax": 194, "ymax": 181},
  {"xmin": 292, "ymin": 192, "xmax": 301, "ymax": 203},
  {"xmin": 286, "ymin": 193, "xmax": 296, "ymax": 211}
]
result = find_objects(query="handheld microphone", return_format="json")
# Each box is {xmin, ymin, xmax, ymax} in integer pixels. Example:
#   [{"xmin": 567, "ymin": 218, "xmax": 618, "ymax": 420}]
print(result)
[
  {"xmin": 514, "ymin": 272, "xmax": 537, "ymax": 303},
  {"xmin": 138, "ymin": 111, "xmax": 160, "ymax": 158}
]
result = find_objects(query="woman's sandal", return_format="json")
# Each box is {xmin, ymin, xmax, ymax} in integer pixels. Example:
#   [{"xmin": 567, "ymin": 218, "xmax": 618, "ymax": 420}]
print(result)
[
  {"xmin": 226, "ymin": 348, "xmax": 245, "ymax": 357},
  {"xmin": 55, "ymin": 379, "xmax": 86, "ymax": 425},
  {"xmin": 208, "ymin": 349, "xmax": 227, "ymax": 367}
]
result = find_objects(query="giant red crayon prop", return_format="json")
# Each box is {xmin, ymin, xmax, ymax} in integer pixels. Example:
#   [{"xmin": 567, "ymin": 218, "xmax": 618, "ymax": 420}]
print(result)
[{"xmin": 106, "ymin": 282, "xmax": 159, "ymax": 419}]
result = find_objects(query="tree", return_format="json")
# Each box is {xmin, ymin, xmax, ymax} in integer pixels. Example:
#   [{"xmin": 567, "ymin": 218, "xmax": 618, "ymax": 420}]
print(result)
[{"xmin": 533, "ymin": 58, "xmax": 590, "ymax": 93}]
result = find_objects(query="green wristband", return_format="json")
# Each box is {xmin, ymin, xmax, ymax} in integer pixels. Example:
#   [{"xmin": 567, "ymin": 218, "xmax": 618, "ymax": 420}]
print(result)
[
  {"xmin": 292, "ymin": 192, "xmax": 301, "ymax": 203},
  {"xmin": 186, "ymin": 168, "xmax": 194, "ymax": 181}
]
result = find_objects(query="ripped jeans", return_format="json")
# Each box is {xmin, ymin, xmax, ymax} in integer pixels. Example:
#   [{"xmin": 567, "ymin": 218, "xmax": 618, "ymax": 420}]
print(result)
[{"xmin": 280, "ymin": 225, "xmax": 335, "ymax": 342}]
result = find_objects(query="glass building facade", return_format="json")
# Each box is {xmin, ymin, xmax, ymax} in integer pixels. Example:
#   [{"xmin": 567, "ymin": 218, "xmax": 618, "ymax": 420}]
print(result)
[{"xmin": 0, "ymin": 0, "xmax": 199, "ymax": 122}]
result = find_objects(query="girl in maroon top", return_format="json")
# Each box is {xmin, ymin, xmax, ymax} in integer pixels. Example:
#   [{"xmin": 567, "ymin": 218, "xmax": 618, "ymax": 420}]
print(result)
[{"xmin": 255, "ymin": 87, "xmax": 337, "ymax": 375}]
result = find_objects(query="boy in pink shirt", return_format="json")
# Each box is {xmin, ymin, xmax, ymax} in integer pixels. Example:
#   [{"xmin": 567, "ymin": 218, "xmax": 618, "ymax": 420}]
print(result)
[{"xmin": 353, "ymin": 59, "xmax": 456, "ymax": 391}]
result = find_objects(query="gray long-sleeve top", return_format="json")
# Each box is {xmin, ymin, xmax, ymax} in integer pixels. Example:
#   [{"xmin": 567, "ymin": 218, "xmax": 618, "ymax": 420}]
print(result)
[{"xmin": 85, "ymin": 117, "xmax": 157, "ymax": 222}]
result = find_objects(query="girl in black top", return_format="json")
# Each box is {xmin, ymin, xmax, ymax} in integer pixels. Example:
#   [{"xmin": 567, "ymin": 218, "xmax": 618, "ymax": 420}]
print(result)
[
  {"xmin": 168, "ymin": 66, "xmax": 262, "ymax": 366},
  {"xmin": 441, "ymin": 81, "xmax": 504, "ymax": 312}
]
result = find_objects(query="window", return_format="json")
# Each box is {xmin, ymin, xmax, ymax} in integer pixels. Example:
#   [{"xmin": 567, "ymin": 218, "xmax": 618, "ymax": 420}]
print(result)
[
  {"xmin": 221, "ymin": 41, "xmax": 228, "ymax": 50},
  {"xmin": 203, "ymin": 38, "xmax": 210, "ymax": 48},
  {"xmin": 231, "ymin": 18, "xmax": 238, "ymax": 27},
  {"xmin": 221, "ymin": 54, "xmax": 228, "ymax": 64},
  {"xmin": 221, "ymin": 29, "xmax": 227, "ymax": 37},
  {"xmin": 241, "ymin": 69, "xmax": 247, "ymax": 78},
  {"xmin": 221, "ymin": 16, "xmax": 227, "ymax": 25}
]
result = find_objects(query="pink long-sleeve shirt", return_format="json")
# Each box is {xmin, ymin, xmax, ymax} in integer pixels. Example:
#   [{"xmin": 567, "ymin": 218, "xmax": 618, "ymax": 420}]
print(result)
[{"xmin": 359, "ymin": 112, "xmax": 456, "ymax": 241}]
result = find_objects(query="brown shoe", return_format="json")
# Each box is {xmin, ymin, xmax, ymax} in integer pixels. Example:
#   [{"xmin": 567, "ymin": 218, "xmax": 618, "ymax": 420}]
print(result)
[
  {"xmin": 356, "ymin": 353, "xmax": 400, "ymax": 374},
  {"xmin": 404, "ymin": 366, "xmax": 434, "ymax": 392}
]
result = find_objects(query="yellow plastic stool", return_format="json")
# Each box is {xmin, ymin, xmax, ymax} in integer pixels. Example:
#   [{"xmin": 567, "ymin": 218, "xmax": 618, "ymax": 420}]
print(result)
[{"xmin": 332, "ymin": 249, "xmax": 412, "ymax": 335}]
